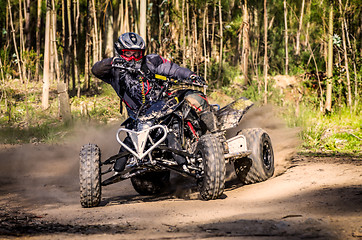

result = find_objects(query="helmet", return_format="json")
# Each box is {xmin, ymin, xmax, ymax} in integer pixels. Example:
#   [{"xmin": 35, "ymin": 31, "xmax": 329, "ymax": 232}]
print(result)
[{"xmin": 115, "ymin": 32, "xmax": 145, "ymax": 62}]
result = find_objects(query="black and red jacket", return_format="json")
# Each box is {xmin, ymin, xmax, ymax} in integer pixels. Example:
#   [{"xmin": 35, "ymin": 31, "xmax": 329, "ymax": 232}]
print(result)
[{"xmin": 91, "ymin": 54, "xmax": 194, "ymax": 114}]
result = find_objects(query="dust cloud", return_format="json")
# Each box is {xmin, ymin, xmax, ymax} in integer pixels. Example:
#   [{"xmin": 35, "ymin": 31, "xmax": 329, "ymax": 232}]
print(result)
[
  {"xmin": 0, "ymin": 143, "xmax": 79, "ymax": 205},
  {"xmin": 0, "ymin": 122, "xmax": 123, "ymax": 206}
]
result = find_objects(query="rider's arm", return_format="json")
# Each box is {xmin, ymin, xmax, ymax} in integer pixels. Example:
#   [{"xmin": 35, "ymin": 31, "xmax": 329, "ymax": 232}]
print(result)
[
  {"xmin": 144, "ymin": 54, "xmax": 194, "ymax": 80},
  {"xmin": 91, "ymin": 58, "xmax": 113, "ymax": 83}
]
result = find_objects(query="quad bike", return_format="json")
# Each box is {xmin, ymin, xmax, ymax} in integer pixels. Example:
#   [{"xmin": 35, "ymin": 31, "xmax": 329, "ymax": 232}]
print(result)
[{"xmin": 79, "ymin": 64, "xmax": 274, "ymax": 208}]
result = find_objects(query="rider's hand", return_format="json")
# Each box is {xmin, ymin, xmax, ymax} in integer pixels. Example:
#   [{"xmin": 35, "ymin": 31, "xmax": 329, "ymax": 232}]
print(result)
[
  {"xmin": 112, "ymin": 57, "xmax": 125, "ymax": 65},
  {"xmin": 189, "ymin": 74, "xmax": 207, "ymax": 86}
]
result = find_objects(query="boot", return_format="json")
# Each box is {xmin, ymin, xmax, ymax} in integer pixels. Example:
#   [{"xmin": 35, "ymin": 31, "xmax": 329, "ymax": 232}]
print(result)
[
  {"xmin": 114, "ymin": 156, "xmax": 127, "ymax": 172},
  {"xmin": 166, "ymin": 133, "xmax": 187, "ymax": 165},
  {"xmin": 199, "ymin": 110, "xmax": 218, "ymax": 132},
  {"xmin": 114, "ymin": 136, "xmax": 133, "ymax": 172}
]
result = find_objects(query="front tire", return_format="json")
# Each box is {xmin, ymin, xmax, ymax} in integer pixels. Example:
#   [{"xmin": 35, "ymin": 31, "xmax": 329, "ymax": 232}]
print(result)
[
  {"xmin": 79, "ymin": 144, "xmax": 101, "ymax": 208},
  {"xmin": 234, "ymin": 128, "xmax": 274, "ymax": 184},
  {"xmin": 196, "ymin": 134, "xmax": 225, "ymax": 200}
]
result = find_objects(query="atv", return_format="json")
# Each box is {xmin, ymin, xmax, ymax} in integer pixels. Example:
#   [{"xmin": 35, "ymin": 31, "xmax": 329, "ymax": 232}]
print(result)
[{"xmin": 79, "ymin": 64, "xmax": 274, "ymax": 207}]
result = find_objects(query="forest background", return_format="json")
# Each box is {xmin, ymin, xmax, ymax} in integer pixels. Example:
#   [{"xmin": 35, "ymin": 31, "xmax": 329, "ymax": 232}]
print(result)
[{"xmin": 0, "ymin": 0, "xmax": 361, "ymax": 154}]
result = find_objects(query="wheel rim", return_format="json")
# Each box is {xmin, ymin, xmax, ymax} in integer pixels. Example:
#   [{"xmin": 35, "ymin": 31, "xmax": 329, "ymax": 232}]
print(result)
[
  {"xmin": 262, "ymin": 140, "xmax": 272, "ymax": 170},
  {"xmin": 195, "ymin": 150, "xmax": 204, "ymax": 173},
  {"xmin": 194, "ymin": 149, "xmax": 205, "ymax": 187}
]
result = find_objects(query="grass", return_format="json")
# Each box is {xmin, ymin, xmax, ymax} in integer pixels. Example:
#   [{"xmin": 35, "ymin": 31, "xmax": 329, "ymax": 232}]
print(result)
[
  {"xmin": 0, "ymin": 79, "xmax": 125, "ymax": 144},
  {"xmin": 0, "ymin": 121, "xmax": 72, "ymax": 144},
  {"xmin": 297, "ymin": 106, "xmax": 361, "ymax": 154}
]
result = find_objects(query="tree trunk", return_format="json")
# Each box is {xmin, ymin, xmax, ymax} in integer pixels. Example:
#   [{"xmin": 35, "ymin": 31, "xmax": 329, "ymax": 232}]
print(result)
[
  {"xmin": 186, "ymin": 0, "xmax": 191, "ymax": 67},
  {"xmin": 338, "ymin": 0, "xmax": 352, "ymax": 110},
  {"xmin": 307, "ymin": 39, "xmax": 324, "ymax": 112},
  {"xmin": 105, "ymin": 2, "xmax": 114, "ymax": 57},
  {"xmin": 241, "ymin": 0, "xmax": 250, "ymax": 84},
  {"xmin": 98, "ymin": 28, "xmax": 102, "ymax": 72},
  {"xmin": 325, "ymin": 4, "xmax": 333, "ymax": 112},
  {"xmin": 68, "ymin": 0, "xmax": 74, "ymax": 90},
  {"xmin": 42, "ymin": 0, "xmax": 51, "ymax": 110},
  {"xmin": 123, "ymin": 0, "xmax": 129, "ymax": 33},
  {"xmin": 129, "ymin": 0, "xmax": 138, "ymax": 34},
  {"xmin": 206, "ymin": 5, "xmax": 209, "ymax": 64},
  {"xmin": 35, "ymin": 0, "xmax": 42, "ymax": 82},
  {"xmin": 67, "ymin": 0, "xmax": 73, "ymax": 53},
  {"xmin": 251, "ymin": 7, "xmax": 261, "ymax": 94},
  {"xmin": 236, "ymin": 20, "xmax": 242, "ymax": 66},
  {"xmin": 296, "ymin": 0, "xmax": 305, "ymax": 56},
  {"xmin": 140, "ymin": 0, "xmax": 147, "ymax": 45},
  {"xmin": 191, "ymin": 10, "xmax": 195, "ymax": 70},
  {"xmin": 74, "ymin": 0, "xmax": 81, "ymax": 97},
  {"xmin": 117, "ymin": 0, "xmax": 124, "ymax": 36},
  {"xmin": 91, "ymin": 0, "xmax": 99, "ymax": 63},
  {"xmin": 194, "ymin": 12, "xmax": 199, "ymax": 73},
  {"xmin": 263, "ymin": 0, "xmax": 268, "ymax": 104},
  {"xmin": 84, "ymin": 0, "xmax": 91, "ymax": 90},
  {"xmin": 172, "ymin": 0, "xmax": 180, "ymax": 53},
  {"xmin": 63, "ymin": 0, "xmax": 70, "ymax": 87},
  {"xmin": 360, "ymin": 12, "xmax": 362, "ymax": 57},
  {"xmin": 182, "ymin": 0, "xmax": 186, "ymax": 65},
  {"xmin": 19, "ymin": 1, "xmax": 25, "ymax": 55},
  {"xmin": 51, "ymin": 0, "xmax": 60, "ymax": 82},
  {"xmin": 211, "ymin": 1, "xmax": 216, "ymax": 59},
  {"xmin": 217, "ymin": 0, "xmax": 223, "ymax": 85},
  {"xmin": 304, "ymin": 0, "xmax": 311, "ymax": 48},
  {"xmin": 202, "ymin": 1, "xmax": 208, "ymax": 80},
  {"xmin": 283, "ymin": 0, "xmax": 289, "ymax": 75},
  {"xmin": 18, "ymin": 0, "xmax": 27, "ymax": 82},
  {"xmin": 24, "ymin": 0, "xmax": 31, "ymax": 50},
  {"xmin": 56, "ymin": 0, "xmax": 71, "ymax": 120},
  {"xmin": 321, "ymin": 6, "xmax": 328, "ymax": 70},
  {"xmin": 347, "ymin": 15, "xmax": 359, "ymax": 108},
  {"xmin": 8, "ymin": 1, "xmax": 23, "ymax": 84},
  {"xmin": 0, "ymin": 59, "xmax": 6, "ymax": 107},
  {"xmin": 50, "ymin": 0, "xmax": 55, "ymax": 83}
]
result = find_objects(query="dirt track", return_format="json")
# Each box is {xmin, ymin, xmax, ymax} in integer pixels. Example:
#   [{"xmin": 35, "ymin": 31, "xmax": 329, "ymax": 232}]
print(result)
[{"xmin": 0, "ymin": 109, "xmax": 361, "ymax": 239}]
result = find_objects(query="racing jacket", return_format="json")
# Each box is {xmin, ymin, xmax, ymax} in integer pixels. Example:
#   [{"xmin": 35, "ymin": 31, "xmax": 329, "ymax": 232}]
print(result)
[{"xmin": 91, "ymin": 54, "xmax": 194, "ymax": 114}]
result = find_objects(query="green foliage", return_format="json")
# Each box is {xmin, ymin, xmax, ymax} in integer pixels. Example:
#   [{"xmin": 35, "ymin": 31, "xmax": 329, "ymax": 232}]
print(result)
[
  {"xmin": 0, "ymin": 47, "xmax": 12, "ymax": 77},
  {"xmin": 23, "ymin": 49, "xmax": 41, "ymax": 79},
  {"xmin": 70, "ymin": 83, "xmax": 124, "ymax": 123},
  {"xmin": 239, "ymin": 81, "xmax": 262, "ymax": 102},
  {"xmin": 0, "ymin": 121, "xmax": 72, "ymax": 144},
  {"xmin": 283, "ymin": 102, "xmax": 361, "ymax": 155},
  {"xmin": 0, "ymin": 80, "xmax": 125, "ymax": 144}
]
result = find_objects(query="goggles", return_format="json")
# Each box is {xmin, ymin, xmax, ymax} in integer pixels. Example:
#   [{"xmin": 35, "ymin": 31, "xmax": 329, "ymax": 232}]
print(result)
[{"xmin": 120, "ymin": 49, "xmax": 144, "ymax": 61}]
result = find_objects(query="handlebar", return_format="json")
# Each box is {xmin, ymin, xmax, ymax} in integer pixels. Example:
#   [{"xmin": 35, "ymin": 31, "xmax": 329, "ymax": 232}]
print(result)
[
  {"xmin": 112, "ymin": 63, "xmax": 207, "ymax": 88},
  {"xmin": 112, "ymin": 63, "xmax": 145, "ymax": 75}
]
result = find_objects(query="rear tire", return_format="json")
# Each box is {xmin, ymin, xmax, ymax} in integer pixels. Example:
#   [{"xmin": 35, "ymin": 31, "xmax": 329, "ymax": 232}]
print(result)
[
  {"xmin": 79, "ymin": 144, "xmax": 101, "ymax": 208},
  {"xmin": 196, "ymin": 134, "xmax": 225, "ymax": 200},
  {"xmin": 131, "ymin": 171, "xmax": 170, "ymax": 195},
  {"xmin": 234, "ymin": 128, "xmax": 274, "ymax": 184}
]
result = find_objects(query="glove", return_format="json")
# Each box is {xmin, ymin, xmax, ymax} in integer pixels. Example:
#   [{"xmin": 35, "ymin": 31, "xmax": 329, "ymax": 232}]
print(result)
[
  {"xmin": 112, "ymin": 57, "xmax": 125, "ymax": 65},
  {"xmin": 189, "ymin": 74, "xmax": 207, "ymax": 85}
]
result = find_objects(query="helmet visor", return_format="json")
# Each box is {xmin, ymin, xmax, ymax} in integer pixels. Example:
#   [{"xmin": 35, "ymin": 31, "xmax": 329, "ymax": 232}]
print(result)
[{"xmin": 120, "ymin": 49, "xmax": 144, "ymax": 61}]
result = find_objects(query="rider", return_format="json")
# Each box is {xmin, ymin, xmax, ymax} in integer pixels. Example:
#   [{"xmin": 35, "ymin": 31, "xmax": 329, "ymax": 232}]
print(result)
[{"xmin": 92, "ymin": 32, "xmax": 216, "ymax": 172}]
